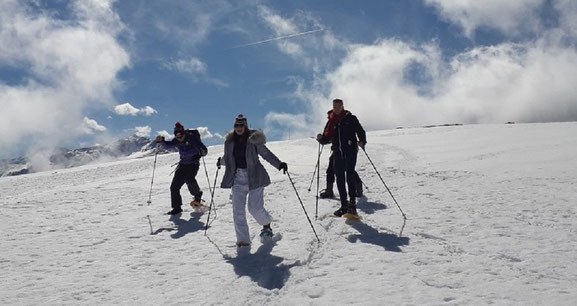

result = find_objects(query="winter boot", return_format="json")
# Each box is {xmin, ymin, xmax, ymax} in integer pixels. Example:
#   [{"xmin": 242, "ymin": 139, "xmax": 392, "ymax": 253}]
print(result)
[
  {"xmin": 260, "ymin": 224, "xmax": 274, "ymax": 238},
  {"xmin": 236, "ymin": 241, "xmax": 251, "ymax": 247},
  {"xmin": 167, "ymin": 207, "xmax": 183, "ymax": 215},
  {"xmin": 319, "ymin": 188, "xmax": 334, "ymax": 199},
  {"xmin": 333, "ymin": 206, "xmax": 348, "ymax": 217},
  {"xmin": 346, "ymin": 204, "xmax": 358, "ymax": 216}
]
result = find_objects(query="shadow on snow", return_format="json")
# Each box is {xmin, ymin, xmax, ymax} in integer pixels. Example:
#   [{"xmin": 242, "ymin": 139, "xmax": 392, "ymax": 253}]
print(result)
[
  {"xmin": 150, "ymin": 212, "xmax": 205, "ymax": 239},
  {"xmin": 357, "ymin": 198, "xmax": 387, "ymax": 215},
  {"xmin": 223, "ymin": 241, "xmax": 300, "ymax": 290},
  {"xmin": 347, "ymin": 220, "xmax": 410, "ymax": 252}
]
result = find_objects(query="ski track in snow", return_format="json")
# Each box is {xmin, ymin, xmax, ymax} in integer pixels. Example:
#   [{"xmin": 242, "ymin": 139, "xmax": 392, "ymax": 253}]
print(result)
[{"xmin": 1, "ymin": 123, "xmax": 576, "ymax": 305}]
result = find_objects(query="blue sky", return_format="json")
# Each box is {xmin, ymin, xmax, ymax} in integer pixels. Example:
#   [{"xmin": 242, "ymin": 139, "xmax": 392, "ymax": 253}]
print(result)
[{"xmin": 1, "ymin": 0, "xmax": 577, "ymax": 159}]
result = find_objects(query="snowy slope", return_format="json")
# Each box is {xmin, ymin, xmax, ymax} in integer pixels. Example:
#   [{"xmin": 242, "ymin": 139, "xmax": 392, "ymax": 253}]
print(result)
[{"xmin": 1, "ymin": 123, "xmax": 576, "ymax": 305}]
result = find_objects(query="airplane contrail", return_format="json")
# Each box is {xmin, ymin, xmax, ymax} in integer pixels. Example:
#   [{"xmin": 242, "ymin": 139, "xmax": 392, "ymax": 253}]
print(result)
[{"xmin": 228, "ymin": 28, "xmax": 324, "ymax": 50}]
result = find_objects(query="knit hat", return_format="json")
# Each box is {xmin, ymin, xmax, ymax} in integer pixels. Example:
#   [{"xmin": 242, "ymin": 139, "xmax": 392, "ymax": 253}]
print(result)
[
  {"xmin": 174, "ymin": 122, "xmax": 185, "ymax": 134},
  {"xmin": 234, "ymin": 114, "xmax": 247, "ymax": 126}
]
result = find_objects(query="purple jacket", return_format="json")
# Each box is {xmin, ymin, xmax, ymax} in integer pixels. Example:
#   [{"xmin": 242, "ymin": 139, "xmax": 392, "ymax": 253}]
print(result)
[{"xmin": 159, "ymin": 130, "xmax": 207, "ymax": 165}]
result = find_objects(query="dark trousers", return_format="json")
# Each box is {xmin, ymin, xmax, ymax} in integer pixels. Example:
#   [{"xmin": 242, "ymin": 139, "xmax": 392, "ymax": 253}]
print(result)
[
  {"xmin": 170, "ymin": 163, "xmax": 201, "ymax": 209},
  {"xmin": 333, "ymin": 149, "xmax": 358, "ymax": 207},
  {"xmin": 326, "ymin": 154, "xmax": 335, "ymax": 188},
  {"xmin": 327, "ymin": 153, "xmax": 362, "ymax": 195}
]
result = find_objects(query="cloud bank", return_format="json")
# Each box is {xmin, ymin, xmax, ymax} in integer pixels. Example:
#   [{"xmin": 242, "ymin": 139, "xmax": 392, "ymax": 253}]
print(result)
[
  {"xmin": 0, "ymin": 0, "xmax": 129, "ymax": 158},
  {"xmin": 262, "ymin": 1, "xmax": 577, "ymax": 136}
]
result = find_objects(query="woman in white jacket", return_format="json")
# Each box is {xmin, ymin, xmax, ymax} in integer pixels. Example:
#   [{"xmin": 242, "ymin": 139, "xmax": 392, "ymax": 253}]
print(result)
[{"xmin": 218, "ymin": 114, "xmax": 288, "ymax": 247}]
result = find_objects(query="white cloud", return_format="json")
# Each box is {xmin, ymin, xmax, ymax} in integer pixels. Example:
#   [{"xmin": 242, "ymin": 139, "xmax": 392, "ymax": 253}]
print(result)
[
  {"xmin": 162, "ymin": 57, "xmax": 228, "ymax": 87},
  {"xmin": 134, "ymin": 126, "xmax": 151, "ymax": 137},
  {"xmin": 424, "ymin": 0, "xmax": 545, "ymax": 38},
  {"xmin": 196, "ymin": 127, "xmax": 213, "ymax": 139},
  {"xmin": 196, "ymin": 126, "xmax": 224, "ymax": 139},
  {"xmin": 0, "ymin": 0, "xmax": 129, "ymax": 158},
  {"xmin": 258, "ymin": 6, "xmax": 299, "ymax": 36},
  {"xmin": 140, "ymin": 106, "xmax": 157, "ymax": 116},
  {"xmin": 265, "ymin": 112, "xmax": 310, "ymax": 140},
  {"xmin": 255, "ymin": 5, "xmax": 339, "ymax": 66},
  {"xmin": 555, "ymin": 0, "xmax": 577, "ymax": 38},
  {"xmin": 157, "ymin": 130, "xmax": 172, "ymax": 140},
  {"xmin": 164, "ymin": 57, "xmax": 207, "ymax": 75},
  {"xmin": 81, "ymin": 117, "xmax": 107, "ymax": 134},
  {"xmin": 289, "ymin": 38, "xmax": 577, "ymax": 132},
  {"xmin": 114, "ymin": 103, "xmax": 139, "ymax": 115},
  {"xmin": 114, "ymin": 103, "xmax": 157, "ymax": 116}
]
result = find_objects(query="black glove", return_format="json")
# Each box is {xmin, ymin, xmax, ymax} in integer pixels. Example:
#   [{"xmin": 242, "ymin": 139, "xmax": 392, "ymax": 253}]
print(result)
[
  {"xmin": 155, "ymin": 136, "xmax": 165, "ymax": 143},
  {"xmin": 278, "ymin": 162, "xmax": 288, "ymax": 174},
  {"xmin": 216, "ymin": 157, "xmax": 222, "ymax": 169},
  {"xmin": 200, "ymin": 148, "xmax": 207, "ymax": 157}
]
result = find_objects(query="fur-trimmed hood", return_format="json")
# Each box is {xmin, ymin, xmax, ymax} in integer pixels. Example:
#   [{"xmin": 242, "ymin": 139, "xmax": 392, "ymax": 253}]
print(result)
[{"xmin": 225, "ymin": 129, "xmax": 266, "ymax": 145}]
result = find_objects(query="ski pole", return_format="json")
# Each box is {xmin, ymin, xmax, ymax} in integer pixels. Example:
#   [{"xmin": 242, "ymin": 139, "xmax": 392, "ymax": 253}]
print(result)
[
  {"xmin": 361, "ymin": 148, "xmax": 407, "ymax": 220},
  {"xmin": 286, "ymin": 171, "xmax": 320, "ymax": 242},
  {"xmin": 204, "ymin": 159, "xmax": 221, "ymax": 235},
  {"xmin": 308, "ymin": 143, "xmax": 324, "ymax": 191},
  {"xmin": 146, "ymin": 147, "xmax": 159, "ymax": 205},
  {"xmin": 315, "ymin": 144, "xmax": 323, "ymax": 219},
  {"xmin": 202, "ymin": 156, "xmax": 212, "ymax": 194}
]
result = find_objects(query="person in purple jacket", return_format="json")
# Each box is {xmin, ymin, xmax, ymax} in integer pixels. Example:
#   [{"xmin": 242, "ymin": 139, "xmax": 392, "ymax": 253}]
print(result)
[{"xmin": 156, "ymin": 122, "xmax": 208, "ymax": 215}]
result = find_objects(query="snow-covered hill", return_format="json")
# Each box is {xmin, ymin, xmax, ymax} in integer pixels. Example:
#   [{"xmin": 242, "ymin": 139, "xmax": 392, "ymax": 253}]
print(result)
[
  {"xmin": 0, "ymin": 135, "xmax": 160, "ymax": 177},
  {"xmin": 1, "ymin": 123, "xmax": 576, "ymax": 305}
]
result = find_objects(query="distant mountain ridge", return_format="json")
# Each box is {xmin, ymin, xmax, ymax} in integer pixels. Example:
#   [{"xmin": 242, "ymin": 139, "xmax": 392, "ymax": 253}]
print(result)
[{"xmin": 0, "ymin": 136, "xmax": 172, "ymax": 177}]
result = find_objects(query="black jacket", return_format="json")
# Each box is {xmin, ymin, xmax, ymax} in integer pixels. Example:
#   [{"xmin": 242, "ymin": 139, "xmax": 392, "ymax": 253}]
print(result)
[{"xmin": 319, "ymin": 111, "xmax": 366, "ymax": 154}]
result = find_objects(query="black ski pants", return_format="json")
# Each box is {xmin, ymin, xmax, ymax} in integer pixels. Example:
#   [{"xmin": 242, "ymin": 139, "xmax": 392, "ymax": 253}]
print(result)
[
  {"xmin": 170, "ymin": 163, "xmax": 201, "ymax": 209},
  {"xmin": 327, "ymin": 152, "xmax": 362, "ymax": 195},
  {"xmin": 332, "ymin": 149, "xmax": 358, "ymax": 207}
]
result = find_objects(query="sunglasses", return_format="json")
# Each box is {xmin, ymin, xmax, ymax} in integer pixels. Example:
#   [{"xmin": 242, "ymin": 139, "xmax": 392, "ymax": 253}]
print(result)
[
  {"xmin": 175, "ymin": 133, "xmax": 184, "ymax": 137},
  {"xmin": 234, "ymin": 124, "xmax": 245, "ymax": 128}
]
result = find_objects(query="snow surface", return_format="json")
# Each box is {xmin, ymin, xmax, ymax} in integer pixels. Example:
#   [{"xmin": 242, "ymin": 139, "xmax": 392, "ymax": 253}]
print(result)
[{"xmin": 1, "ymin": 123, "xmax": 576, "ymax": 305}]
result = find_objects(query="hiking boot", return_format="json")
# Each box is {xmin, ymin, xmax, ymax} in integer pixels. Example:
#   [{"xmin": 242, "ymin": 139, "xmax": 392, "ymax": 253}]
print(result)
[
  {"xmin": 319, "ymin": 189, "xmax": 334, "ymax": 199},
  {"xmin": 260, "ymin": 228, "xmax": 274, "ymax": 238},
  {"xmin": 194, "ymin": 192, "xmax": 203, "ymax": 202},
  {"xmin": 167, "ymin": 207, "xmax": 183, "ymax": 215},
  {"xmin": 333, "ymin": 206, "xmax": 347, "ymax": 217},
  {"xmin": 346, "ymin": 205, "xmax": 358, "ymax": 216}
]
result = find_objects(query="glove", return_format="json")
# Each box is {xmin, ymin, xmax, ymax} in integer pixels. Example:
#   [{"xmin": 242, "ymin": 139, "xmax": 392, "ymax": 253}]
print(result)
[
  {"xmin": 216, "ymin": 157, "xmax": 222, "ymax": 169},
  {"xmin": 278, "ymin": 162, "xmax": 288, "ymax": 174},
  {"xmin": 200, "ymin": 148, "xmax": 207, "ymax": 157},
  {"xmin": 358, "ymin": 141, "xmax": 366, "ymax": 150},
  {"xmin": 155, "ymin": 136, "xmax": 165, "ymax": 143}
]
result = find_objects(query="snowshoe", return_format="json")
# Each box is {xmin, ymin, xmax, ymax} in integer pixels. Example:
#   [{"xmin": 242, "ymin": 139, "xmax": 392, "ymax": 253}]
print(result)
[
  {"xmin": 343, "ymin": 206, "xmax": 361, "ymax": 220},
  {"xmin": 190, "ymin": 200, "xmax": 208, "ymax": 213}
]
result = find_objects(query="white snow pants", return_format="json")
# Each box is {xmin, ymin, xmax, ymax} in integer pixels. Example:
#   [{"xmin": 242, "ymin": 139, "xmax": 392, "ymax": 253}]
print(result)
[{"xmin": 231, "ymin": 169, "xmax": 272, "ymax": 244}]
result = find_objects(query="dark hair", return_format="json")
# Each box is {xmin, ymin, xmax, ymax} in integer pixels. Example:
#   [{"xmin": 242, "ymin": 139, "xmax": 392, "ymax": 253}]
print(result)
[{"xmin": 333, "ymin": 98, "xmax": 343, "ymax": 104}]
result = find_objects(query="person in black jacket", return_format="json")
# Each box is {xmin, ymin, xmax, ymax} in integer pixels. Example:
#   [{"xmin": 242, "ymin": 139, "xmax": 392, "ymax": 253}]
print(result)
[
  {"xmin": 156, "ymin": 122, "xmax": 208, "ymax": 215},
  {"xmin": 317, "ymin": 99, "xmax": 366, "ymax": 216}
]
